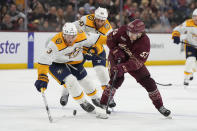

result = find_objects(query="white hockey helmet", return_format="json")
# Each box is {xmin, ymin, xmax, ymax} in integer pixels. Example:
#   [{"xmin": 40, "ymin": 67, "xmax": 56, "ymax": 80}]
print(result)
[
  {"xmin": 192, "ymin": 8, "xmax": 197, "ymax": 16},
  {"xmin": 94, "ymin": 7, "xmax": 108, "ymax": 20},
  {"xmin": 62, "ymin": 23, "xmax": 77, "ymax": 35}
]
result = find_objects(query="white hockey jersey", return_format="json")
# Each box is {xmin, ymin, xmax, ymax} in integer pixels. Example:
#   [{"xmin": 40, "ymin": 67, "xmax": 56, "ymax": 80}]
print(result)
[
  {"xmin": 37, "ymin": 31, "xmax": 107, "ymax": 75},
  {"xmin": 73, "ymin": 14, "xmax": 112, "ymax": 54},
  {"xmin": 74, "ymin": 14, "xmax": 113, "ymax": 35},
  {"xmin": 172, "ymin": 19, "xmax": 197, "ymax": 46}
]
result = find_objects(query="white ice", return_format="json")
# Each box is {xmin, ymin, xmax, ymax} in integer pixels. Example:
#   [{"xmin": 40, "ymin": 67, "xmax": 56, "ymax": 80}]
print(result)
[{"xmin": 0, "ymin": 66, "xmax": 197, "ymax": 131}]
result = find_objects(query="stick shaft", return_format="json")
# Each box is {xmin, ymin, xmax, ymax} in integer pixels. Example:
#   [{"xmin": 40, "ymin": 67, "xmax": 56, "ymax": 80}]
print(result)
[{"xmin": 41, "ymin": 88, "xmax": 53, "ymax": 123}]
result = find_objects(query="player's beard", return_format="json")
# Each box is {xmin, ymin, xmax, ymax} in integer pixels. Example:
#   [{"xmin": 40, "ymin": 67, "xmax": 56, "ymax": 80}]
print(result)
[{"xmin": 64, "ymin": 38, "xmax": 73, "ymax": 46}]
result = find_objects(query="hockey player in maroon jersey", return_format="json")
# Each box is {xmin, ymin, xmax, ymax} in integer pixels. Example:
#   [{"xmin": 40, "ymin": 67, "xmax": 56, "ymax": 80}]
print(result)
[{"xmin": 100, "ymin": 19, "xmax": 171, "ymax": 117}]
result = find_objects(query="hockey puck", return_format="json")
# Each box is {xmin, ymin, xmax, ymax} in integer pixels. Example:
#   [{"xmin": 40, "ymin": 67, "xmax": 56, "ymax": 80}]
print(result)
[{"xmin": 73, "ymin": 110, "xmax": 77, "ymax": 116}]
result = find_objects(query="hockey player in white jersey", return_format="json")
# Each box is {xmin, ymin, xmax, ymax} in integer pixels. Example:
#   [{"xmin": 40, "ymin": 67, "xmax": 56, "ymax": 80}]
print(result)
[
  {"xmin": 172, "ymin": 8, "xmax": 197, "ymax": 86},
  {"xmin": 60, "ymin": 7, "xmax": 116, "ymax": 108},
  {"xmin": 34, "ymin": 23, "xmax": 107, "ymax": 118}
]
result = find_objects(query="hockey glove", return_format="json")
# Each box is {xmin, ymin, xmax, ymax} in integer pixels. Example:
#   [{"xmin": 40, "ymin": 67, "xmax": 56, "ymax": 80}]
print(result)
[
  {"xmin": 173, "ymin": 36, "xmax": 180, "ymax": 44},
  {"xmin": 35, "ymin": 74, "xmax": 49, "ymax": 92},
  {"xmin": 112, "ymin": 64, "xmax": 127, "ymax": 78},
  {"xmin": 112, "ymin": 48, "xmax": 125, "ymax": 63}
]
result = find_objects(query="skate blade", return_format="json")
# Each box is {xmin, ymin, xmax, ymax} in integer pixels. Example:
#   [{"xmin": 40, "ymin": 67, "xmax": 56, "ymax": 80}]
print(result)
[
  {"xmin": 166, "ymin": 115, "xmax": 172, "ymax": 119},
  {"xmin": 96, "ymin": 114, "xmax": 108, "ymax": 119}
]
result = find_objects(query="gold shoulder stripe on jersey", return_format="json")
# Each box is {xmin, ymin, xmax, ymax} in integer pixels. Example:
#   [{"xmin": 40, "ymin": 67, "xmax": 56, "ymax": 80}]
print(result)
[
  {"xmin": 98, "ymin": 20, "xmax": 112, "ymax": 35},
  {"xmin": 74, "ymin": 32, "xmax": 87, "ymax": 43},
  {"xmin": 51, "ymin": 32, "xmax": 68, "ymax": 51},
  {"xmin": 86, "ymin": 14, "xmax": 95, "ymax": 28},
  {"xmin": 186, "ymin": 19, "xmax": 197, "ymax": 27}
]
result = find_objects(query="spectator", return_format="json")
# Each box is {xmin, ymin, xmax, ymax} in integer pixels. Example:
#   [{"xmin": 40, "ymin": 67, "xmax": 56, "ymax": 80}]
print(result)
[
  {"xmin": 1, "ymin": 14, "xmax": 14, "ymax": 30},
  {"xmin": 39, "ymin": 20, "xmax": 50, "ymax": 31},
  {"xmin": 77, "ymin": 7, "xmax": 85, "ymax": 20},
  {"xmin": 13, "ymin": 17, "xmax": 25, "ymax": 31},
  {"xmin": 64, "ymin": 4, "xmax": 75, "ymax": 22},
  {"xmin": 84, "ymin": 0, "xmax": 95, "ymax": 14},
  {"xmin": 46, "ymin": 6, "xmax": 57, "ymax": 24},
  {"xmin": 56, "ymin": 8, "xmax": 65, "ymax": 28},
  {"xmin": 8, "ymin": 4, "xmax": 19, "ymax": 23},
  {"xmin": 0, "ymin": 0, "xmax": 196, "ymax": 32},
  {"xmin": 28, "ymin": 19, "xmax": 40, "ymax": 31}
]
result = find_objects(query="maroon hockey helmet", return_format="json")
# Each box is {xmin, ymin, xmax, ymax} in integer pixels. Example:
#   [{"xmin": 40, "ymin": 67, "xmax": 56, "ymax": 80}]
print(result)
[{"xmin": 127, "ymin": 19, "xmax": 145, "ymax": 33}]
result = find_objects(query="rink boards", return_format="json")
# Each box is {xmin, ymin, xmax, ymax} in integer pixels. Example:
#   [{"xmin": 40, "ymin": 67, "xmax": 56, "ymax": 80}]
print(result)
[{"xmin": 0, "ymin": 32, "xmax": 185, "ymax": 69}]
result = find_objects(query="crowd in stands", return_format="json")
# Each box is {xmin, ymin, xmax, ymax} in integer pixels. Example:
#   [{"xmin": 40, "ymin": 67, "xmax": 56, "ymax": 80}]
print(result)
[{"xmin": 0, "ymin": 0, "xmax": 197, "ymax": 32}]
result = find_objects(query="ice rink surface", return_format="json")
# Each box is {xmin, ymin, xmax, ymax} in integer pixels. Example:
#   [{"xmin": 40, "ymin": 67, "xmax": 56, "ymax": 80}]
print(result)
[{"xmin": 0, "ymin": 65, "xmax": 197, "ymax": 131}]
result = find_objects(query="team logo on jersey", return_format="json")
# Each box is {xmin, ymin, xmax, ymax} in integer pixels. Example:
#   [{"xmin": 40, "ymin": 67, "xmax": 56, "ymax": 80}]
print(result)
[
  {"xmin": 118, "ymin": 43, "xmax": 133, "ymax": 57},
  {"xmin": 104, "ymin": 23, "xmax": 110, "ymax": 29},
  {"xmin": 56, "ymin": 38, "xmax": 62, "ymax": 44},
  {"xmin": 65, "ymin": 47, "xmax": 82, "ymax": 59},
  {"xmin": 88, "ymin": 15, "xmax": 94, "ymax": 21},
  {"xmin": 79, "ymin": 20, "xmax": 84, "ymax": 26},
  {"xmin": 57, "ymin": 69, "xmax": 63, "ymax": 74}
]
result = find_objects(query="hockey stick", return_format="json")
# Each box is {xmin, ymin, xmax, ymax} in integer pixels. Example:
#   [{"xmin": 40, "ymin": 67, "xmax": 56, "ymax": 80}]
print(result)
[
  {"xmin": 106, "ymin": 59, "xmax": 121, "ymax": 114},
  {"xmin": 181, "ymin": 41, "xmax": 197, "ymax": 48},
  {"xmin": 41, "ymin": 88, "xmax": 53, "ymax": 123},
  {"xmin": 106, "ymin": 69, "xmax": 118, "ymax": 114},
  {"xmin": 155, "ymin": 82, "xmax": 172, "ymax": 86}
]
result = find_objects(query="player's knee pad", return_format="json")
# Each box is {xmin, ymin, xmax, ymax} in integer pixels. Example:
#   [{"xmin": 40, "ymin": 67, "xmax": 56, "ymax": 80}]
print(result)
[
  {"xmin": 138, "ymin": 75, "xmax": 157, "ymax": 92},
  {"xmin": 78, "ymin": 75, "xmax": 98, "ymax": 99},
  {"xmin": 63, "ymin": 75, "xmax": 85, "ymax": 103},
  {"xmin": 94, "ymin": 66, "xmax": 109, "ymax": 85},
  {"xmin": 185, "ymin": 57, "xmax": 196, "ymax": 72}
]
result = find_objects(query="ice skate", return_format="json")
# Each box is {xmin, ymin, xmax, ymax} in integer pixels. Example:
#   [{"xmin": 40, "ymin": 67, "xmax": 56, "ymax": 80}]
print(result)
[
  {"xmin": 92, "ymin": 98, "xmax": 102, "ymax": 108},
  {"xmin": 189, "ymin": 74, "xmax": 194, "ymax": 80},
  {"xmin": 158, "ymin": 106, "xmax": 171, "ymax": 118},
  {"xmin": 183, "ymin": 78, "xmax": 189, "ymax": 86},
  {"xmin": 109, "ymin": 97, "xmax": 116, "ymax": 108},
  {"xmin": 80, "ymin": 100, "xmax": 95, "ymax": 113},
  {"xmin": 60, "ymin": 94, "xmax": 69, "ymax": 106},
  {"xmin": 183, "ymin": 73, "xmax": 192, "ymax": 87},
  {"xmin": 183, "ymin": 72, "xmax": 194, "ymax": 87}
]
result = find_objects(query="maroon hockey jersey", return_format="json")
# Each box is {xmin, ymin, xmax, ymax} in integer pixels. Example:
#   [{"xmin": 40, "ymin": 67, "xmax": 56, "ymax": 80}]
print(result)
[{"xmin": 107, "ymin": 25, "xmax": 150, "ymax": 71}]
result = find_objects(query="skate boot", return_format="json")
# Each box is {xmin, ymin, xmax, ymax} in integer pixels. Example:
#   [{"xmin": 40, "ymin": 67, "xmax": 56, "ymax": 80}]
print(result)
[
  {"xmin": 184, "ymin": 72, "xmax": 194, "ymax": 86},
  {"xmin": 183, "ymin": 78, "xmax": 189, "ymax": 86},
  {"xmin": 60, "ymin": 94, "xmax": 69, "ymax": 106},
  {"xmin": 109, "ymin": 98, "xmax": 116, "ymax": 108},
  {"xmin": 158, "ymin": 106, "xmax": 171, "ymax": 117},
  {"xmin": 189, "ymin": 75, "xmax": 194, "ymax": 81},
  {"xmin": 80, "ymin": 100, "xmax": 95, "ymax": 113},
  {"xmin": 92, "ymin": 98, "xmax": 102, "ymax": 108}
]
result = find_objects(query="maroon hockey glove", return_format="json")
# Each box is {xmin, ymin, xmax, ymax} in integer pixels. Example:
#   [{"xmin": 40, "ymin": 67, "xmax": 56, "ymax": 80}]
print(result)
[
  {"xmin": 100, "ymin": 85, "xmax": 116, "ymax": 105},
  {"xmin": 112, "ymin": 64, "xmax": 128, "ymax": 78},
  {"xmin": 112, "ymin": 48, "xmax": 125, "ymax": 63}
]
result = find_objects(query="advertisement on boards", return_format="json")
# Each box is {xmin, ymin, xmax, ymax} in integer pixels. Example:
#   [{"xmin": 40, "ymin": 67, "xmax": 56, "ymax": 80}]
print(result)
[{"xmin": 0, "ymin": 32, "xmax": 28, "ymax": 64}]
